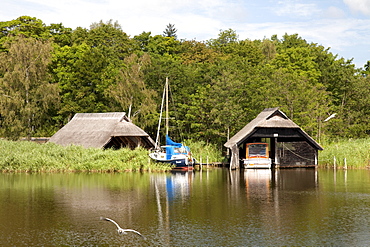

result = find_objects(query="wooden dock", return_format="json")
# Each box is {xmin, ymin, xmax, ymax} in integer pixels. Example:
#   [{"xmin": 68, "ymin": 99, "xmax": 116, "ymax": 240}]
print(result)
[{"xmin": 194, "ymin": 162, "xmax": 227, "ymax": 170}]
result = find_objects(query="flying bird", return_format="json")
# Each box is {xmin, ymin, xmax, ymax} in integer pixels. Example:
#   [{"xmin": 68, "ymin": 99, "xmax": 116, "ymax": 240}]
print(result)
[
  {"xmin": 324, "ymin": 113, "xmax": 337, "ymax": 122},
  {"xmin": 100, "ymin": 217, "xmax": 145, "ymax": 239}
]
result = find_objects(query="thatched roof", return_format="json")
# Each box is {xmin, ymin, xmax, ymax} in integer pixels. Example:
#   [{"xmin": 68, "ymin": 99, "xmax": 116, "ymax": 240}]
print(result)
[
  {"xmin": 49, "ymin": 112, "xmax": 155, "ymax": 149},
  {"xmin": 224, "ymin": 107, "xmax": 323, "ymax": 150}
]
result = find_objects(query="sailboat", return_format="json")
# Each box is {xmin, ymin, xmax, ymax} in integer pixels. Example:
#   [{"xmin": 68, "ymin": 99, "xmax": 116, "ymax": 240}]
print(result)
[{"xmin": 149, "ymin": 78, "xmax": 195, "ymax": 170}]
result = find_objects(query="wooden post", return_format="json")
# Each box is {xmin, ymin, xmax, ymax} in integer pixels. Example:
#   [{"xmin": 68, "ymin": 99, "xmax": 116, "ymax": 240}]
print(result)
[
  {"xmin": 344, "ymin": 158, "xmax": 347, "ymax": 170},
  {"xmin": 334, "ymin": 156, "xmax": 336, "ymax": 169},
  {"xmin": 200, "ymin": 156, "xmax": 202, "ymax": 170},
  {"xmin": 230, "ymin": 144, "xmax": 239, "ymax": 170},
  {"xmin": 274, "ymin": 134, "xmax": 279, "ymax": 166}
]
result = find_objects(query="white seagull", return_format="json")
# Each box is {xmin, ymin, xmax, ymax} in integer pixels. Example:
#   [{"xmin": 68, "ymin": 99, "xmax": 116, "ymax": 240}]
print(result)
[{"xmin": 100, "ymin": 217, "xmax": 146, "ymax": 239}]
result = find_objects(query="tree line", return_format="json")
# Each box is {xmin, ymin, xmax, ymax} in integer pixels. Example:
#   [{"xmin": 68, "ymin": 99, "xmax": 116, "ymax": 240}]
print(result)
[{"xmin": 0, "ymin": 16, "xmax": 369, "ymax": 147}]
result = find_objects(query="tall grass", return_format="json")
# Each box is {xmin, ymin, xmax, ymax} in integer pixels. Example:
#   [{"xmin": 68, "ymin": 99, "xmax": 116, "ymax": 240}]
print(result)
[
  {"xmin": 319, "ymin": 138, "xmax": 370, "ymax": 169},
  {"xmin": 185, "ymin": 139, "xmax": 224, "ymax": 163},
  {"xmin": 0, "ymin": 139, "xmax": 172, "ymax": 173}
]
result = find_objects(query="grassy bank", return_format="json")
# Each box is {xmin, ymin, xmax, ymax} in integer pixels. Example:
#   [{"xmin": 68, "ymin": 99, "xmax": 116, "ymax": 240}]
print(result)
[
  {"xmin": 8, "ymin": 137, "xmax": 368, "ymax": 171},
  {"xmin": 0, "ymin": 139, "xmax": 224, "ymax": 173},
  {"xmin": 319, "ymin": 138, "xmax": 370, "ymax": 169},
  {"xmin": 0, "ymin": 139, "xmax": 172, "ymax": 172}
]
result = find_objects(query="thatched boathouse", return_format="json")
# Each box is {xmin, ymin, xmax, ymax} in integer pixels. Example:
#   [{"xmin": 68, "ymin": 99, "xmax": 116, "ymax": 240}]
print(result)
[
  {"xmin": 49, "ymin": 112, "xmax": 155, "ymax": 149},
  {"xmin": 224, "ymin": 108, "xmax": 323, "ymax": 169}
]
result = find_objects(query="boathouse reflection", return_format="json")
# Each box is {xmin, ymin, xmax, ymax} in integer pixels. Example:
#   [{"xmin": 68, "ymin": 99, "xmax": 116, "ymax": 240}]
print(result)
[
  {"xmin": 241, "ymin": 168, "xmax": 319, "ymax": 238},
  {"xmin": 274, "ymin": 169, "xmax": 318, "ymax": 190},
  {"xmin": 242, "ymin": 168, "xmax": 318, "ymax": 198}
]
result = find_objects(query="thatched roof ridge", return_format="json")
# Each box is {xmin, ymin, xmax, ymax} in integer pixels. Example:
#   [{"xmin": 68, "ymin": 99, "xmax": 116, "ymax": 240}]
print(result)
[
  {"xmin": 49, "ymin": 112, "xmax": 154, "ymax": 148},
  {"xmin": 224, "ymin": 107, "xmax": 322, "ymax": 150},
  {"xmin": 225, "ymin": 108, "xmax": 279, "ymax": 147}
]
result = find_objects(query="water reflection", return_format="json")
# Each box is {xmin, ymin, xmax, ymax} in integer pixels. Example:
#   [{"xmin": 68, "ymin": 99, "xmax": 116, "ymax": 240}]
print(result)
[
  {"xmin": 1, "ymin": 169, "xmax": 370, "ymax": 246},
  {"xmin": 150, "ymin": 170, "xmax": 195, "ymax": 246},
  {"xmin": 274, "ymin": 169, "xmax": 318, "ymax": 190},
  {"xmin": 244, "ymin": 169, "xmax": 272, "ymax": 190},
  {"xmin": 166, "ymin": 171, "xmax": 194, "ymax": 201},
  {"xmin": 242, "ymin": 168, "xmax": 318, "ymax": 198},
  {"xmin": 239, "ymin": 169, "xmax": 320, "ymax": 244}
]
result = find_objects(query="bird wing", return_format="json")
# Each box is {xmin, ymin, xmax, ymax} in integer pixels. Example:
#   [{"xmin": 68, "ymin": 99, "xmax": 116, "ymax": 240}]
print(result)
[
  {"xmin": 123, "ymin": 229, "xmax": 145, "ymax": 239},
  {"xmin": 101, "ymin": 217, "xmax": 121, "ymax": 230}
]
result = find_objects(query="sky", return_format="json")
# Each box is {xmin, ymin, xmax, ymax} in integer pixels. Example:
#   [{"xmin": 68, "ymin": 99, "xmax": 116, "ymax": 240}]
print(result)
[{"xmin": 2, "ymin": 0, "xmax": 370, "ymax": 68}]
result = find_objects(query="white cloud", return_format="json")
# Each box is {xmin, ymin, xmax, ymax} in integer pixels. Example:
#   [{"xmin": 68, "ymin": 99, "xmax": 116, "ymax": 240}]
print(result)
[
  {"xmin": 274, "ymin": 1, "xmax": 321, "ymax": 18},
  {"xmin": 234, "ymin": 17, "xmax": 370, "ymax": 66},
  {"xmin": 8, "ymin": 0, "xmax": 246, "ymax": 37},
  {"xmin": 237, "ymin": 18, "xmax": 370, "ymax": 47},
  {"xmin": 325, "ymin": 6, "xmax": 346, "ymax": 19},
  {"xmin": 343, "ymin": 0, "xmax": 370, "ymax": 15}
]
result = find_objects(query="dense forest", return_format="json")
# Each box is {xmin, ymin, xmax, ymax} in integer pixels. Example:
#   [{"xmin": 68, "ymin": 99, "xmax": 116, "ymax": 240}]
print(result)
[{"xmin": 0, "ymin": 16, "xmax": 369, "ymax": 149}]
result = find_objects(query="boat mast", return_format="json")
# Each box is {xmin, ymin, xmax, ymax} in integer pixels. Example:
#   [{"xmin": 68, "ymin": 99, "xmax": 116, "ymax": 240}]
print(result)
[
  {"xmin": 154, "ymin": 80, "xmax": 166, "ymax": 149},
  {"xmin": 165, "ymin": 77, "xmax": 169, "ymax": 137}
]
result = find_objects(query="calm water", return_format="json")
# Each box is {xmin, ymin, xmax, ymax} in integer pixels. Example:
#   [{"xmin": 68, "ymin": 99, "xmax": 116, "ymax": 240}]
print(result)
[{"xmin": 1, "ymin": 168, "xmax": 370, "ymax": 246}]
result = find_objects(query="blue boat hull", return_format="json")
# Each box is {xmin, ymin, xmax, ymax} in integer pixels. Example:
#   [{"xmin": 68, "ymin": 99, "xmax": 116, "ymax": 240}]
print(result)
[
  {"xmin": 150, "ymin": 156, "xmax": 194, "ymax": 169},
  {"xmin": 163, "ymin": 158, "xmax": 194, "ymax": 169},
  {"xmin": 149, "ymin": 136, "xmax": 194, "ymax": 170}
]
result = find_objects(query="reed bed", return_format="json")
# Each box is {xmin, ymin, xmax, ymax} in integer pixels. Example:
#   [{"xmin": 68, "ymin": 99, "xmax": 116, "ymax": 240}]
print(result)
[
  {"xmin": 319, "ymin": 138, "xmax": 370, "ymax": 169},
  {"xmin": 185, "ymin": 139, "xmax": 224, "ymax": 163},
  {"xmin": 0, "ymin": 139, "xmax": 171, "ymax": 173}
]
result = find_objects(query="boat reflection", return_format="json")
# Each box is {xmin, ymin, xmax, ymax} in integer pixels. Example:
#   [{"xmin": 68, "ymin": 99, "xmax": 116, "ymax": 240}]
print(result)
[
  {"xmin": 151, "ymin": 171, "xmax": 194, "ymax": 193},
  {"xmin": 151, "ymin": 171, "xmax": 194, "ymax": 245},
  {"xmin": 166, "ymin": 171, "xmax": 194, "ymax": 201},
  {"xmin": 243, "ymin": 169, "xmax": 273, "ymax": 202},
  {"xmin": 244, "ymin": 169, "xmax": 272, "ymax": 188}
]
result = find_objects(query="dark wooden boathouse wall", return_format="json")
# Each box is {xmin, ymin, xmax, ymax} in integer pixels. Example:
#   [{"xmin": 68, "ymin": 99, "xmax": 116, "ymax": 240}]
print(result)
[
  {"xmin": 277, "ymin": 141, "xmax": 317, "ymax": 167},
  {"xmin": 104, "ymin": 136, "xmax": 154, "ymax": 149}
]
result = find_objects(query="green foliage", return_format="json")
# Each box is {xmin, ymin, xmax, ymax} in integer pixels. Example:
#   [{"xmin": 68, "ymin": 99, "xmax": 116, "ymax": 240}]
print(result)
[
  {"xmin": 87, "ymin": 20, "xmax": 133, "ymax": 57},
  {"xmin": 0, "ymin": 35, "xmax": 59, "ymax": 140},
  {"xmin": 179, "ymin": 40, "xmax": 220, "ymax": 64},
  {"xmin": 0, "ymin": 16, "xmax": 47, "ymax": 45},
  {"xmin": 208, "ymin": 28, "xmax": 239, "ymax": 49},
  {"xmin": 0, "ymin": 16, "xmax": 72, "ymax": 51},
  {"xmin": 163, "ymin": 23, "xmax": 177, "ymax": 39},
  {"xmin": 47, "ymin": 23, "xmax": 73, "ymax": 47},
  {"xmin": 0, "ymin": 16, "xmax": 368, "ymax": 155},
  {"xmin": 264, "ymin": 68, "xmax": 330, "ymax": 137},
  {"xmin": 107, "ymin": 53, "xmax": 157, "ymax": 127},
  {"xmin": 146, "ymin": 35, "xmax": 181, "ymax": 57}
]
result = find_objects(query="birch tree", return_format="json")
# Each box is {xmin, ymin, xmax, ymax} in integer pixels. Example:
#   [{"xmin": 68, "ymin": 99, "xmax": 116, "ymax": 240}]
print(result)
[
  {"xmin": 0, "ymin": 36, "xmax": 59, "ymax": 140},
  {"xmin": 108, "ymin": 53, "xmax": 157, "ymax": 126}
]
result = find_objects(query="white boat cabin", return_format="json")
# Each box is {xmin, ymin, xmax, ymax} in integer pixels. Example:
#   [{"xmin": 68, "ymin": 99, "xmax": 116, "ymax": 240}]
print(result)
[{"xmin": 243, "ymin": 143, "xmax": 272, "ymax": 169}]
